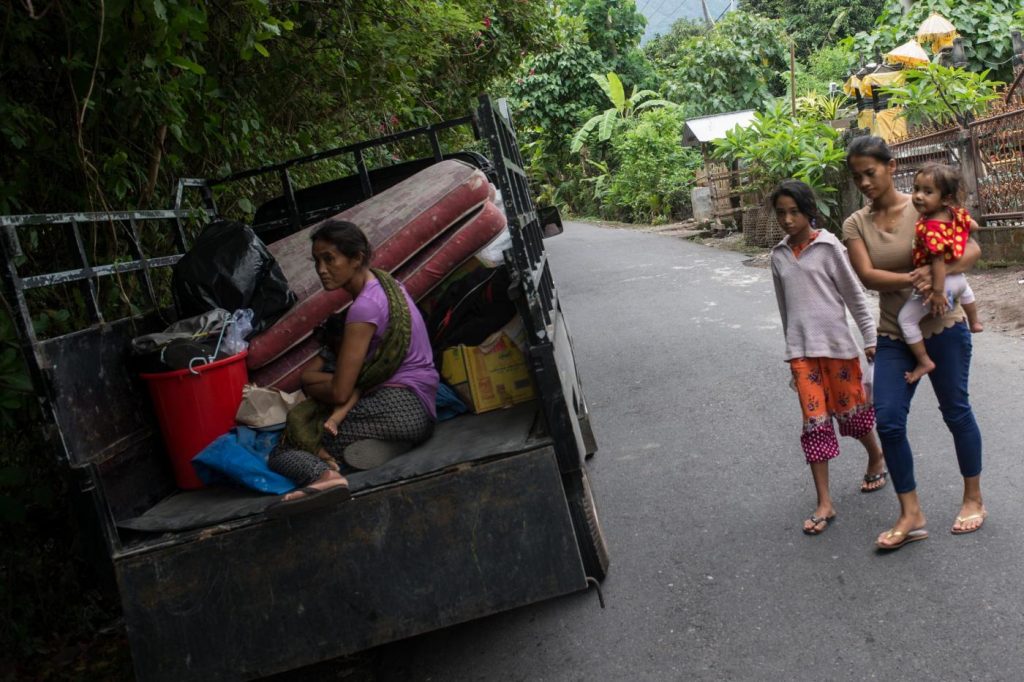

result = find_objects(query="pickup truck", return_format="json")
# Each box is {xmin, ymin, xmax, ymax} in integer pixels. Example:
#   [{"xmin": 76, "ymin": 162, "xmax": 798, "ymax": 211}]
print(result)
[{"xmin": 0, "ymin": 95, "xmax": 606, "ymax": 681}]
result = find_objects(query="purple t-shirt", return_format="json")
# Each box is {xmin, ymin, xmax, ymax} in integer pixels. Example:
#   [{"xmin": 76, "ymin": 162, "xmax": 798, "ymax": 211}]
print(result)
[{"xmin": 347, "ymin": 278, "xmax": 438, "ymax": 419}]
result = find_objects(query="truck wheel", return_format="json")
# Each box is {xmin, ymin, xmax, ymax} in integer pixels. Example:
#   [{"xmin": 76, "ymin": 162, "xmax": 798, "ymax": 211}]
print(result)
[{"xmin": 565, "ymin": 466, "xmax": 609, "ymax": 582}]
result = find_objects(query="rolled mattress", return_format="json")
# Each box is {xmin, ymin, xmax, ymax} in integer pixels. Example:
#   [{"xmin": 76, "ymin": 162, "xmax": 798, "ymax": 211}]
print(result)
[
  {"xmin": 247, "ymin": 159, "xmax": 491, "ymax": 369},
  {"xmin": 250, "ymin": 199, "xmax": 507, "ymax": 391}
]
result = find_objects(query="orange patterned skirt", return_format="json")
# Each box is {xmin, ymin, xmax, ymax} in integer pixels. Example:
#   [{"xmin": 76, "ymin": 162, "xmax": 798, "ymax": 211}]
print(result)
[
  {"xmin": 789, "ymin": 357, "xmax": 875, "ymax": 463},
  {"xmin": 790, "ymin": 357, "xmax": 871, "ymax": 428}
]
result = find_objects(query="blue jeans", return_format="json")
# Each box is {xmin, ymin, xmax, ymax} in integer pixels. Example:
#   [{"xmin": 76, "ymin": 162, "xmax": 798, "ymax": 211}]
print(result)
[{"xmin": 874, "ymin": 323, "xmax": 982, "ymax": 494}]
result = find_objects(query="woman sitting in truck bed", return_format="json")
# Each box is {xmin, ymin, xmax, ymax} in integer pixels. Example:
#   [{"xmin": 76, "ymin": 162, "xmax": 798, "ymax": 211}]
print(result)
[{"xmin": 266, "ymin": 219, "xmax": 439, "ymax": 516}]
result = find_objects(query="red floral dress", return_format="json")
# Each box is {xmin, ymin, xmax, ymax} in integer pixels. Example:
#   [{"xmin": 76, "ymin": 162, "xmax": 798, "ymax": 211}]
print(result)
[{"xmin": 912, "ymin": 206, "xmax": 972, "ymax": 268}]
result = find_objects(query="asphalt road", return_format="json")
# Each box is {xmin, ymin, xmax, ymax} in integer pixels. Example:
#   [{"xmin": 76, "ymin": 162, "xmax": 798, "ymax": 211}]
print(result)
[{"xmin": 374, "ymin": 221, "xmax": 1024, "ymax": 681}]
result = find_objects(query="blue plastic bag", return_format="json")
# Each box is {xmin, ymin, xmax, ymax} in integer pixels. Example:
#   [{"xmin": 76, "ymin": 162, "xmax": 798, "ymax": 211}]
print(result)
[
  {"xmin": 192, "ymin": 426, "xmax": 295, "ymax": 494},
  {"xmin": 436, "ymin": 382, "xmax": 469, "ymax": 422}
]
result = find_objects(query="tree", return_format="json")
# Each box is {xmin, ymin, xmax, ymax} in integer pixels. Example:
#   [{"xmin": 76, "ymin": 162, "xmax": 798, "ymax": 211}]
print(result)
[
  {"xmin": 737, "ymin": 0, "xmax": 887, "ymax": 56},
  {"xmin": 507, "ymin": 42, "xmax": 607, "ymax": 152},
  {"xmin": 562, "ymin": 0, "xmax": 656, "ymax": 90},
  {"xmin": 648, "ymin": 12, "xmax": 789, "ymax": 117},
  {"xmin": 563, "ymin": 0, "xmax": 646, "ymax": 65},
  {"xmin": 0, "ymin": 0, "xmax": 559, "ymax": 214}
]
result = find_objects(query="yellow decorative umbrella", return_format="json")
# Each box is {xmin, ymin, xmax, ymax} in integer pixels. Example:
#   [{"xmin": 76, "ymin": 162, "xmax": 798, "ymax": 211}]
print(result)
[
  {"xmin": 917, "ymin": 12, "xmax": 958, "ymax": 54},
  {"xmin": 860, "ymin": 68, "xmax": 905, "ymax": 97},
  {"xmin": 884, "ymin": 39, "xmax": 930, "ymax": 68},
  {"xmin": 843, "ymin": 73, "xmax": 861, "ymax": 97}
]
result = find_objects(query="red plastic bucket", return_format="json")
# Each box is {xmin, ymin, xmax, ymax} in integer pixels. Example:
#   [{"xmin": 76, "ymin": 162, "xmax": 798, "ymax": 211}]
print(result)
[{"xmin": 140, "ymin": 350, "xmax": 249, "ymax": 489}]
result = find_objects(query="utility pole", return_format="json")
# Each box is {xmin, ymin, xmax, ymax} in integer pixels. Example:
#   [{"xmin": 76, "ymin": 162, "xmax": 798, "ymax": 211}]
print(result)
[{"xmin": 701, "ymin": 0, "xmax": 715, "ymax": 28}]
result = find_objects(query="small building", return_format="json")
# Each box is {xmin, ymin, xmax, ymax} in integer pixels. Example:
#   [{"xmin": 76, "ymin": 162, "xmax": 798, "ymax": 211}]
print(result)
[{"xmin": 683, "ymin": 110, "xmax": 756, "ymax": 226}]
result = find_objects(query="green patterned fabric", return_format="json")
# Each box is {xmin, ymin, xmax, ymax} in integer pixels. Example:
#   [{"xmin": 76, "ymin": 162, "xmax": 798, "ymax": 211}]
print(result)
[
  {"xmin": 283, "ymin": 268, "xmax": 412, "ymax": 453},
  {"xmin": 356, "ymin": 268, "xmax": 411, "ymax": 391},
  {"xmin": 283, "ymin": 398, "xmax": 332, "ymax": 455}
]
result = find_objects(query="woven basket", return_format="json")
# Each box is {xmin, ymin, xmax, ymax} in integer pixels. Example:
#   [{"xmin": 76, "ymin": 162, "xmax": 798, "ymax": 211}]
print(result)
[{"xmin": 745, "ymin": 205, "xmax": 783, "ymax": 247}]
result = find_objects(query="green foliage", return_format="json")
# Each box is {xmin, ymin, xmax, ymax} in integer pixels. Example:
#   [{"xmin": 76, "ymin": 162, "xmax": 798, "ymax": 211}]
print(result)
[
  {"xmin": 648, "ymin": 12, "xmax": 789, "ymax": 118},
  {"xmin": 605, "ymin": 108, "xmax": 703, "ymax": 223},
  {"xmin": 808, "ymin": 45, "xmax": 860, "ymax": 85},
  {"xmin": 0, "ymin": 1, "xmax": 558, "ymax": 214},
  {"xmin": 571, "ymin": 73, "xmax": 675, "ymax": 153},
  {"xmin": 794, "ymin": 93, "xmax": 855, "ymax": 122},
  {"xmin": 883, "ymin": 63, "xmax": 1004, "ymax": 128},
  {"xmin": 711, "ymin": 102, "xmax": 847, "ymax": 217},
  {"xmin": 563, "ymin": 0, "xmax": 646, "ymax": 67},
  {"xmin": 507, "ymin": 42, "xmax": 607, "ymax": 152},
  {"xmin": 844, "ymin": 0, "xmax": 1024, "ymax": 82},
  {"xmin": 738, "ymin": 0, "xmax": 886, "ymax": 56},
  {"xmin": 643, "ymin": 17, "xmax": 706, "ymax": 61}
]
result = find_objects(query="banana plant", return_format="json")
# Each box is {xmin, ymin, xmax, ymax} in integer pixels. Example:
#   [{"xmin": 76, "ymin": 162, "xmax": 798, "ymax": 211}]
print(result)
[{"xmin": 570, "ymin": 72, "xmax": 675, "ymax": 153}]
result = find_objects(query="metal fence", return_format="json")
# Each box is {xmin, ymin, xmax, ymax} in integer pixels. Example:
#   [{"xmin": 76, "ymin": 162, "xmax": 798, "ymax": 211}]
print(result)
[{"xmin": 889, "ymin": 83, "xmax": 1024, "ymax": 227}]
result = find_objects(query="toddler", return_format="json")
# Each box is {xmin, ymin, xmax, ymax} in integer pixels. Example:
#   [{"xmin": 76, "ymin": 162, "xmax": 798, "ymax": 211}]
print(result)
[{"xmin": 899, "ymin": 163, "xmax": 983, "ymax": 384}]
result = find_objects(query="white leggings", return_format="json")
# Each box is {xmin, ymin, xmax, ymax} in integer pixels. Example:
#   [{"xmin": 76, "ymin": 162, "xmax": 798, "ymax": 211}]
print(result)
[{"xmin": 897, "ymin": 273, "xmax": 975, "ymax": 344}]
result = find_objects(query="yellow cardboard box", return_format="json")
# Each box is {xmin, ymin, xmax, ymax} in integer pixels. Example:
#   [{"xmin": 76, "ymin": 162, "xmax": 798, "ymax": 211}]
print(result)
[{"xmin": 440, "ymin": 318, "xmax": 536, "ymax": 414}]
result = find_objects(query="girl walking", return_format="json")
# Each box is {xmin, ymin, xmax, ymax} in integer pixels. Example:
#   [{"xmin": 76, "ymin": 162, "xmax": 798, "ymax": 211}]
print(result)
[
  {"xmin": 769, "ymin": 180, "xmax": 886, "ymax": 535},
  {"xmin": 898, "ymin": 163, "xmax": 984, "ymax": 384}
]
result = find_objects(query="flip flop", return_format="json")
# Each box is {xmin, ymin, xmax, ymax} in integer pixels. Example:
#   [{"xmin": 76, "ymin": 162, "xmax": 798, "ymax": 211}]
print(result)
[
  {"xmin": 860, "ymin": 471, "xmax": 888, "ymax": 493},
  {"xmin": 265, "ymin": 481, "xmax": 351, "ymax": 519},
  {"xmin": 951, "ymin": 512, "xmax": 987, "ymax": 535},
  {"xmin": 803, "ymin": 514, "xmax": 837, "ymax": 535},
  {"xmin": 875, "ymin": 527, "xmax": 928, "ymax": 550}
]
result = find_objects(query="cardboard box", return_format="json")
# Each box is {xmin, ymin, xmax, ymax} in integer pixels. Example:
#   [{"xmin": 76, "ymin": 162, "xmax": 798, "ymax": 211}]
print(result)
[{"xmin": 440, "ymin": 318, "xmax": 536, "ymax": 414}]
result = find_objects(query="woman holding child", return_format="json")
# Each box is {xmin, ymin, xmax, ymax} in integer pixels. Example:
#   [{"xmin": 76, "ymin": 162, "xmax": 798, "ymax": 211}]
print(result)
[
  {"xmin": 267, "ymin": 219, "xmax": 439, "ymax": 516},
  {"xmin": 842, "ymin": 136, "xmax": 986, "ymax": 549}
]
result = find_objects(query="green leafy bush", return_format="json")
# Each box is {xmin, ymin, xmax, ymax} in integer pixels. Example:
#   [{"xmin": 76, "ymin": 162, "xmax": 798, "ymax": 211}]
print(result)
[
  {"xmin": 605, "ymin": 108, "xmax": 702, "ymax": 223},
  {"xmin": 711, "ymin": 102, "xmax": 847, "ymax": 218},
  {"xmin": 883, "ymin": 63, "xmax": 1004, "ymax": 129}
]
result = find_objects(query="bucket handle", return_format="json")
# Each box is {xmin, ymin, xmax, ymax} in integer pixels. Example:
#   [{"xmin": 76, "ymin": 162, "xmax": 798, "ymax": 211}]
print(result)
[{"xmin": 188, "ymin": 311, "xmax": 232, "ymax": 375}]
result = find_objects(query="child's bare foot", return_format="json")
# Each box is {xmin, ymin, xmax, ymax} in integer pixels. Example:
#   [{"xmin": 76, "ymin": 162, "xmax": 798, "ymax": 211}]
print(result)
[
  {"xmin": 316, "ymin": 447, "xmax": 339, "ymax": 472},
  {"xmin": 970, "ymin": 321, "xmax": 984, "ymax": 333},
  {"xmin": 323, "ymin": 418, "xmax": 340, "ymax": 436},
  {"xmin": 904, "ymin": 359, "xmax": 935, "ymax": 384}
]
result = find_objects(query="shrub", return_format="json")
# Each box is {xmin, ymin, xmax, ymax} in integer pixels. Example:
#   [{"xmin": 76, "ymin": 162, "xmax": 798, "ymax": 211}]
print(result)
[{"xmin": 605, "ymin": 108, "xmax": 702, "ymax": 223}]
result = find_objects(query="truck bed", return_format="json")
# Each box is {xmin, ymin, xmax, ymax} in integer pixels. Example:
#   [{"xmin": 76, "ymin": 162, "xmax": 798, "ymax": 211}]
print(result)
[{"xmin": 116, "ymin": 402, "xmax": 549, "ymax": 540}]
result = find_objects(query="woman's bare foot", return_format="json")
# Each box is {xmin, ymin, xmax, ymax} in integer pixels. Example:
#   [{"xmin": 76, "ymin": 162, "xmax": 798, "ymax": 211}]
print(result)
[
  {"xmin": 951, "ymin": 498, "xmax": 986, "ymax": 534},
  {"xmin": 279, "ymin": 469, "xmax": 347, "ymax": 503},
  {"xmin": 876, "ymin": 509, "xmax": 927, "ymax": 548},
  {"xmin": 904, "ymin": 359, "xmax": 935, "ymax": 384}
]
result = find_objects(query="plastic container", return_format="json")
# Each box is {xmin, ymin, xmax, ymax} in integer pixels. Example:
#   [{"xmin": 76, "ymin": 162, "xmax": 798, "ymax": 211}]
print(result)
[{"xmin": 140, "ymin": 351, "xmax": 250, "ymax": 489}]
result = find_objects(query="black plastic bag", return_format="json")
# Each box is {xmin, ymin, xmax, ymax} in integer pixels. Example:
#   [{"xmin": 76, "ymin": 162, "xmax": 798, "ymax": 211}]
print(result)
[{"xmin": 172, "ymin": 221, "xmax": 296, "ymax": 335}]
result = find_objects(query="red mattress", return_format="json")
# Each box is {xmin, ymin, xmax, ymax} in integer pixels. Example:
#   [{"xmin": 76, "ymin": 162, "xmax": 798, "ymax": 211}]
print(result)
[
  {"xmin": 250, "ymin": 199, "xmax": 507, "ymax": 391},
  {"xmin": 248, "ymin": 160, "xmax": 490, "ymax": 369}
]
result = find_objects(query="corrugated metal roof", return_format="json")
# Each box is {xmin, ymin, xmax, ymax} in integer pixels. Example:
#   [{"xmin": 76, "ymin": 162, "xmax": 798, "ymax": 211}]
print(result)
[{"xmin": 682, "ymin": 110, "xmax": 756, "ymax": 146}]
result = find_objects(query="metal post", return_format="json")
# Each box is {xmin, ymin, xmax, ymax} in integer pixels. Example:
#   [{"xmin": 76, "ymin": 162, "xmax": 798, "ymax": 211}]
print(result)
[{"xmin": 958, "ymin": 130, "xmax": 981, "ymax": 216}]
